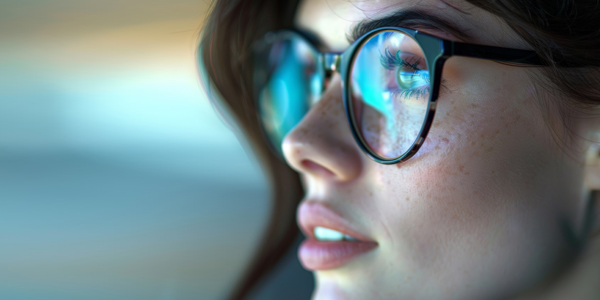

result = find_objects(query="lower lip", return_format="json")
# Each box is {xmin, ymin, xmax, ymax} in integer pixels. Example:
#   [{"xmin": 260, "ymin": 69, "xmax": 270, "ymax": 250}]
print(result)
[{"xmin": 298, "ymin": 239, "xmax": 377, "ymax": 270}]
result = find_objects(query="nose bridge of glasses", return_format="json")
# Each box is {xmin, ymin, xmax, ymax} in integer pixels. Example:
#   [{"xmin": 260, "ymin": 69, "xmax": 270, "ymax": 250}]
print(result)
[{"xmin": 322, "ymin": 53, "xmax": 342, "ymax": 80}]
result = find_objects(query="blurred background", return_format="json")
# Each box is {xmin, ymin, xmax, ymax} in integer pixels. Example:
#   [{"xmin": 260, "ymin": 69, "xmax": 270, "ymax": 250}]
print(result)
[{"xmin": 0, "ymin": 0, "xmax": 312, "ymax": 299}]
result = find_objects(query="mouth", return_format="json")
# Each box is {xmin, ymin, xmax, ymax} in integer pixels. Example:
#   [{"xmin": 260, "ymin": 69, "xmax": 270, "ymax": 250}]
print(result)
[{"xmin": 297, "ymin": 201, "xmax": 378, "ymax": 271}]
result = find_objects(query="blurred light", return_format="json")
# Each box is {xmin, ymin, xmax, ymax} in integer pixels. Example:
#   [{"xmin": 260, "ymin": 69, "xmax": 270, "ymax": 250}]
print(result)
[{"xmin": 0, "ymin": 1, "xmax": 271, "ymax": 299}]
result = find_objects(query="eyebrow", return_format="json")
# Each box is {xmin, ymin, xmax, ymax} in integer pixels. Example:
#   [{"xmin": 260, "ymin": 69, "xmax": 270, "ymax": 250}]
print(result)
[{"xmin": 348, "ymin": 10, "xmax": 475, "ymax": 43}]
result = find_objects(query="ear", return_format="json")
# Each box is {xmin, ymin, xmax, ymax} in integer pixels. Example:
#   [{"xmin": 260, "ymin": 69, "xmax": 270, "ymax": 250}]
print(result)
[
  {"xmin": 583, "ymin": 143, "xmax": 600, "ymax": 238},
  {"xmin": 585, "ymin": 143, "xmax": 600, "ymax": 190}
]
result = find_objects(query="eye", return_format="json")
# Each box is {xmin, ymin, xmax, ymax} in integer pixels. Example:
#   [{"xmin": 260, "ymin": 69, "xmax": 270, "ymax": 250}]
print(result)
[
  {"xmin": 396, "ymin": 61, "xmax": 428, "ymax": 91},
  {"xmin": 380, "ymin": 48, "xmax": 430, "ymax": 101}
]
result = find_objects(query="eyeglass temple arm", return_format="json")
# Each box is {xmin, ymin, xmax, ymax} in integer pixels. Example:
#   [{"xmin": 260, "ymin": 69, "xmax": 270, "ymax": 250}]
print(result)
[{"xmin": 447, "ymin": 41, "xmax": 547, "ymax": 66}]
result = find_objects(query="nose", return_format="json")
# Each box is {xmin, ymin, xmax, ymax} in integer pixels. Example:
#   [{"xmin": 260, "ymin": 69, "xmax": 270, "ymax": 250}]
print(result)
[{"xmin": 281, "ymin": 74, "xmax": 364, "ymax": 182}]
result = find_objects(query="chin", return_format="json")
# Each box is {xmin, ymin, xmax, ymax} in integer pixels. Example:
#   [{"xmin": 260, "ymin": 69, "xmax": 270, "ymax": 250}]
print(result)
[{"xmin": 311, "ymin": 280, "xmax": 352, "ymax": 300}]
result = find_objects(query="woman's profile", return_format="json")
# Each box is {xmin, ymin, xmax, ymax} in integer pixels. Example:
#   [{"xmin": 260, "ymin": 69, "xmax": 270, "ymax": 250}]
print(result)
[{"xmin": 198, "ymin": 0, "xmax": 600, "ymax": 299}]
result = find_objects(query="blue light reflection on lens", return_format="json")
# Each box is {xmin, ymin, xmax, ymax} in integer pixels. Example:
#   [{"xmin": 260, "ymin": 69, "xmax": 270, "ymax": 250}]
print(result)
[
  {"xmin": 350, "ymin": 31, "xmax": 430, "ymax": 159},
  {"xmin": 258, "ymin": 35, "xmax": 323, "ymax": 155},
  {"xmin": 355, "ymin": 33, "xmax": 390, "ymax": 116}
]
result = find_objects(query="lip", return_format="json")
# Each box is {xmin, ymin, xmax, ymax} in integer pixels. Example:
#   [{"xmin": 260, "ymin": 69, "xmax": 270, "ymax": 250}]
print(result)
[{"xmin": 297, "ymin": 201, "xmax": 378, "ymax": 270}]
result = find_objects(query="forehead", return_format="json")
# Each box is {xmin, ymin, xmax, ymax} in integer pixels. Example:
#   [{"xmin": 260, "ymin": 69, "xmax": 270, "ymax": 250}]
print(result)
[{"xmin": 294, "ymin": 0, "xmax": 521, "ymax": 51}]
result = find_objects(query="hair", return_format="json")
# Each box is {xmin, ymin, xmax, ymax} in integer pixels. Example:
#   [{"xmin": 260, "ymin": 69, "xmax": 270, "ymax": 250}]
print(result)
[{"xmin": 198, "ymin": 0, "xmax": 600, "ymax": 299}]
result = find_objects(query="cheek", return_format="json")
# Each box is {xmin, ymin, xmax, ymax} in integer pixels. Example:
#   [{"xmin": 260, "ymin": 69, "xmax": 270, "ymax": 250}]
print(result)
[
  {"xmin": 422, "ymin": 58, "xmax": 547, "ymax": 161},
  {"xmin": 413, "ymin": 61, "xmax": 558, "ymax": 238},
  {"xmin": 367, "ymin": 60, "xmax": 580, "ymax": 294}
]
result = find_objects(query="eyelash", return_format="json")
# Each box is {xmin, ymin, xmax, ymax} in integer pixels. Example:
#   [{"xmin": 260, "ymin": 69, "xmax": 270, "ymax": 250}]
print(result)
[
  {"xmin": 379, "ymin": 48, "xmax": 423, "ymax": 73},
  {"xmin": 379, "ymin": 47, "xmax": 430, "ymax": 100}
]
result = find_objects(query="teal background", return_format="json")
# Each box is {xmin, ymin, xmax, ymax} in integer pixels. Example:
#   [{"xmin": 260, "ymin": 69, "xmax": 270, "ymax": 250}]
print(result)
[{"xmin": 0, "ymin": 1, "xmax": 315, "ymax": 299}]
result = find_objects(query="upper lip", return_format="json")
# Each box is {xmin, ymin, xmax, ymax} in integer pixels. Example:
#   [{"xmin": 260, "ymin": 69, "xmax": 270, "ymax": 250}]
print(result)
[{"xmin": 297, "ymin": 201, "xmax": 376, "ymax": 243}]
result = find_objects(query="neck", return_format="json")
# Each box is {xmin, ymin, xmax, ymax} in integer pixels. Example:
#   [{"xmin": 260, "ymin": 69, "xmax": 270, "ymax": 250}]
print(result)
[{"xmin": 514, "ymin": 233, "xmax": 600, "ymax": 300}]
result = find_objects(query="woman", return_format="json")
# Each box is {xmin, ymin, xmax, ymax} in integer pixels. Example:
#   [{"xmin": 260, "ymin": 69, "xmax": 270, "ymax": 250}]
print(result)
[{"xmin": 199, "ymin": 0, "xmax": 600, "ymax": 299}]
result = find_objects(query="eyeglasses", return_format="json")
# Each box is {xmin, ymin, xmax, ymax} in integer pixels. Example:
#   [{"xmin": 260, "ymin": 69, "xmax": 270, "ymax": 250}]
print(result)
[{"xmin": 253, "ymin": 27, "xmax": 545, "ymax": 164}]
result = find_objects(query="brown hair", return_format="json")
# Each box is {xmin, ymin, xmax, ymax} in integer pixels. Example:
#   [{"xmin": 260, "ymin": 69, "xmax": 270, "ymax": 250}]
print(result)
[
  {"xmin": 198, "ymin": 0, "xmax": 600, "ymax": 299},
  {"xmin": 199, "ymin": 1, "xmax": 303, "ymax": 300}
]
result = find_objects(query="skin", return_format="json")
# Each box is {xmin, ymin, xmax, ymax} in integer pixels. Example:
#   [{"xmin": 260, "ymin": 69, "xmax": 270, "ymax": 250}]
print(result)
[{"xmin": 282, "ymin": 0, "xmax": 600, "ymax": 299}]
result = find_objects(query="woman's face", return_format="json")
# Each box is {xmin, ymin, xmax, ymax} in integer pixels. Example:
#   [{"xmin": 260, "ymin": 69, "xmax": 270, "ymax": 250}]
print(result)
[{"xmin": 284, "ymin": 0, "xmax": 598, "ymax": 299}]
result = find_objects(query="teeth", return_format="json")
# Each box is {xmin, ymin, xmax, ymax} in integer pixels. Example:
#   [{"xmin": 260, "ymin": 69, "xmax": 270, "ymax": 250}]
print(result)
[{"xmin": 314, "ymin": 226, "xmax": 358, "ymax": 241}]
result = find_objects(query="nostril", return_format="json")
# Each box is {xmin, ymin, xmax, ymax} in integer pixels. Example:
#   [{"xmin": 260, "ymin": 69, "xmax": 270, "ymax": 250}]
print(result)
[{"xmin": 301, "ymin": 160, "xmax": 336, "ymax": 178}]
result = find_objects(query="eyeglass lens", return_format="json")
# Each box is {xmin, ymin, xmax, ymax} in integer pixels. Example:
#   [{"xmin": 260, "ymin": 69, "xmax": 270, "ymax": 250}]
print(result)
[
  {"xmin": 255, "ymin": 34, "xmax": 324, "ymax": 155},
  {"xmin": 255, "ymin": 30, "xmax": 431, "ymax": 160},
  {"xmin": 349, "ymin": 31, "xmax": 430, "ymax": 160}
]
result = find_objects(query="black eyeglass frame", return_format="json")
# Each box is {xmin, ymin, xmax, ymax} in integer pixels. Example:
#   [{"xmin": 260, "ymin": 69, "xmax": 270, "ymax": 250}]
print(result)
[{"xmin": 254, "ymin": 27, "xmax": 546, "ymax": 165}]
